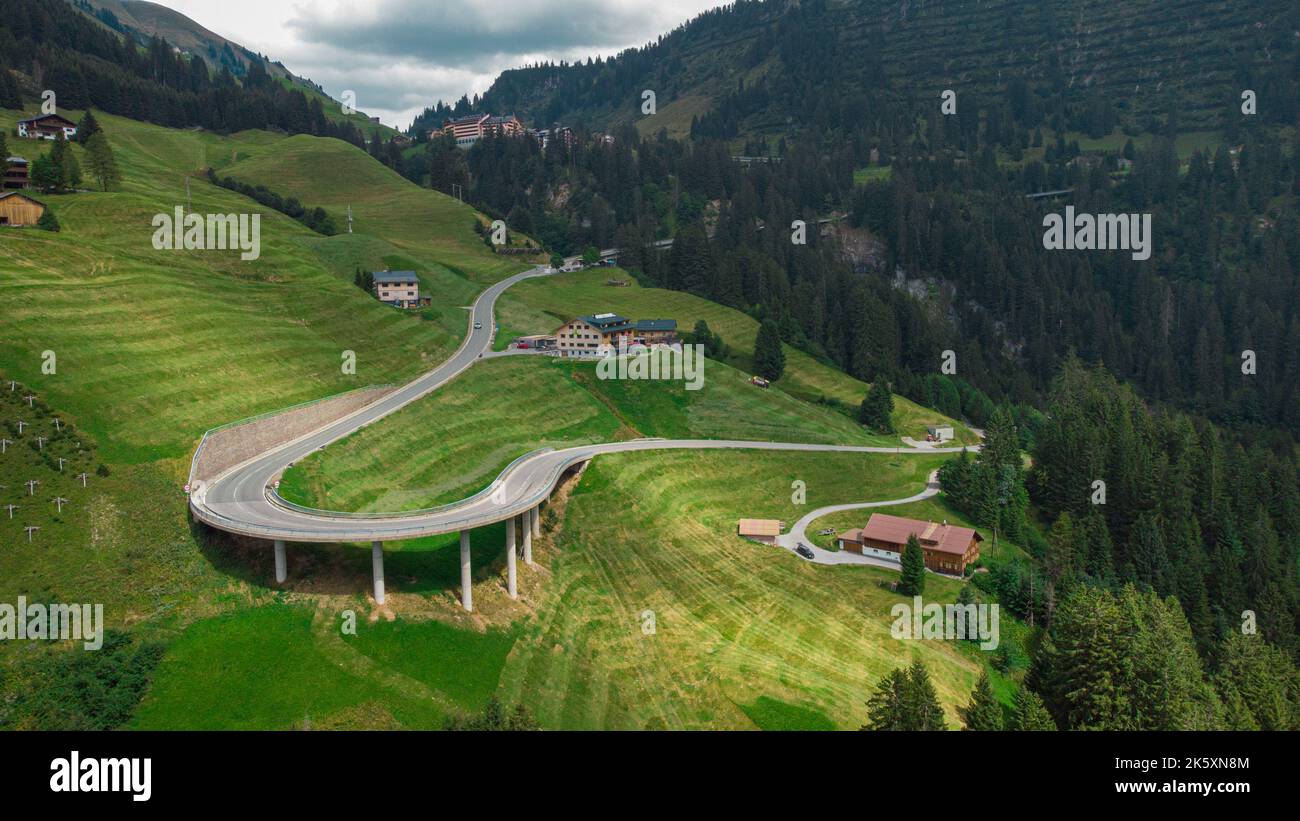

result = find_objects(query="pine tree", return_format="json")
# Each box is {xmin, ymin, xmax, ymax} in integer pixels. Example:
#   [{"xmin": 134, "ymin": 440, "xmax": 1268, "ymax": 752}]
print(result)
[
  {"xmin": 1010, "ymin": 686, "xmax": 1056, "ymax": 730},
  {"xmin": 1031, "ymin": 584, "xmax": 1223, "ymax": 730},
  {"xmin": 902, "ymin": 660, "xmax": 947, "ymax": 730},
  {"xmin": 898, "ymin": 534, "xmax": 926, "ymax": 596},
  {"xmin": 858, "ymin": 380, "xmax": 894, "ymax": 432},
  {"xmin": 1212, "ymin": 633, "xmax": 1299, "ymax": 731},
  {"xmin": 864, "ymin": 662, "xmax": 947, "ymax": 730},
  {"xmin": 84, "ymin": 133, "xmax": 121, "ymax": 192},
  {"xmin": 960, "ymin": 671, "xmax": 1004, "ymax": 730},
  {"xmin": 75, "ymin": 109, "xmax": 102, "ymax": 145},
  {"xmin": 36, "ymin": 209, "xmax": 60, "ymax": 232},
  {"xmin": 753, "ymin": 318, "xmax": 785, "ymax": 381},
  {"xmin": 937, "ymin": 448, "xmax": 972, "ymax": 510},
  {"xmin": 863, "ymin": 668, "xmax": 907, "ymax": 730},
  {"xmin": 49, "ymin": 134, "xmax": 69, "ymax": 192},
  {"xmin": 29, "ymin": 155, "xmax": 60, "ymax": 192}
]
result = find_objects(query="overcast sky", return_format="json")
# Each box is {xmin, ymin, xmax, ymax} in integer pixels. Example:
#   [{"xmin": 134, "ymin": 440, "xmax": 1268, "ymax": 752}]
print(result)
[{"xmin": 151, "ymin": 0, "xmax": 727, "ymax": 128}]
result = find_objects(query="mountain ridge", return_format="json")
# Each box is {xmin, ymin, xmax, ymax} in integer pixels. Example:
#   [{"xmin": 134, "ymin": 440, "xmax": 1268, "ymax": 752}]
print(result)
[{"xmin": 412, "ymin": 0, "xmax": 1298, "ymax": 140}]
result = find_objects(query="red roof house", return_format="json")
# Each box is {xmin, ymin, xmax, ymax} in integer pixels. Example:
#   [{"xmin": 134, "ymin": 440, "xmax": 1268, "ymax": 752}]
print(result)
[{"xmin": 838, "ymin": 513, "xmax": 982, "ymax": 575}]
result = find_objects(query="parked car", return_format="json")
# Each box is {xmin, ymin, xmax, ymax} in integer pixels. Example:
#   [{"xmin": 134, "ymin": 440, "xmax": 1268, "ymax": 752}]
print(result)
[
  {"xmin": 516, "ymin": 341, "xmax": 530, "ymax": 349},
  {"xmin": 795, "ymin": 545, "xmax": 815, "ymax": 560}
]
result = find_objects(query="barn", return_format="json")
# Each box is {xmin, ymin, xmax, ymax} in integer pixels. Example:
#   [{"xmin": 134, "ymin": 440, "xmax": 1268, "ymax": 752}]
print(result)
[
  {"xmin": 737, "ymin": 518, "xmax": 784, "ymax": 544},
  {"xmin": 837, "ymin": 513, "xmax": 982, "ymax": 575},
  {"xmin": 0, "ymin": 191, "xmax": 48, "ymax": 227}
]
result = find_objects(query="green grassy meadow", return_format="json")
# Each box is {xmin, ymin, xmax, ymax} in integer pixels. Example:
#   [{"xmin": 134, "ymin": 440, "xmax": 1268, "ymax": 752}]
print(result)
[
  {"xmin": 494, "ymin": 268, "xmax": 978, "ymax": 444},
  {"xmin": 495, "ymin": 449, "xmax": 985, "ymax": 729},
  {"xmin": 1, "ymin": 106, "xmax": 996, "ymax": 730},
  {"xmin": 279, "ymin": 353, "xmax": 900, "ymax": 513},
  {"xmin": 130, "ymin": 604, "xmax": 516, "ymax": 729},
  {"xmin": 0, "ymin": 109, "xmax": 530, "ymax": 464}
]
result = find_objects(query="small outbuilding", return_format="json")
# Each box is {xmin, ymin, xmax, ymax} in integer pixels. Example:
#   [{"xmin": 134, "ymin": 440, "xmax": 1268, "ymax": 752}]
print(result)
[
  {"xmin": 737, "ymin": 518, "xmax": 783, "ymax": 545},
  {"xmin": 0, "ymin": 191, "xmax": 47, "ymax": 227},
  {"xmin": 926, "ymin": 424, "xmax": 954, "ymax": 442}
]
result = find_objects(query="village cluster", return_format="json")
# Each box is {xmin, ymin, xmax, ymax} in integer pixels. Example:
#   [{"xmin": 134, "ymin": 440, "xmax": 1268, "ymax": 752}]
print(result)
[{"xmin": 0, "ymin": 112, "xmax": 76, "ymax": 227}]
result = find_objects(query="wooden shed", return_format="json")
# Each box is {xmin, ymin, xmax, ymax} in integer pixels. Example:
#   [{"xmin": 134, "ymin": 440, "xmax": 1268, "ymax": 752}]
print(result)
[
  {"xmin": 737, "ymin": 518, "xmax": 784, "ymax": 545},
  {"xmin": 0, "ymin": 191, "xmax": 47, "ymax": 227}
]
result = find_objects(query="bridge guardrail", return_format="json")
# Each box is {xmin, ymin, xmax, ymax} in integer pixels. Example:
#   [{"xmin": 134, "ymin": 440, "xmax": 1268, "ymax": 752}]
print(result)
[
  {"xmin": 264, "ymin": 447, "xmax": 557, "ymax": 520},
  {"xmin": 186, "ymin": 384, "xmax": 395, "ymax": 489}
]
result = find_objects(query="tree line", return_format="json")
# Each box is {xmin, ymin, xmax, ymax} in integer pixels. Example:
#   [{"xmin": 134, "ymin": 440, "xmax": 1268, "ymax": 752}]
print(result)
[{"xmin": 1, "ymin": 0, "xmax": 368, "ymax": 147}]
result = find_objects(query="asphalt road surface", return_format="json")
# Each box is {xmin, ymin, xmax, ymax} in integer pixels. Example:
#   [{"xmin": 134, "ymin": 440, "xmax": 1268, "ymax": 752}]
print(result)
[{"xmin": 190, "ymin": 265, "xmax": 973, "ymax": 543}]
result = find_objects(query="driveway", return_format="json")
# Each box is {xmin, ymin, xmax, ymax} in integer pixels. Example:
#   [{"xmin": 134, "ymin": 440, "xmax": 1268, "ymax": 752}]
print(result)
[{"xmin": 774, "ymin": 470, "xmax": 940, "ymax": 567}]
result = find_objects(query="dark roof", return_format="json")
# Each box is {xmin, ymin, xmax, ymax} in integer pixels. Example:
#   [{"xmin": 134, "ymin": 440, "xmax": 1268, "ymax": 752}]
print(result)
[
  {"xmin": 579, "ymin": 313, "xmax": 632, "ymax": 332},
  {"xmin": 372, "ymin": 271, "xmax": 419, "ymax": 284},
  {"xmin": 18, "ymin": 113, "xmax": 76, "ymax": 127},
  {"xmin": 635, "ymin": 319, "xmax": 677, "ymax": 332}
]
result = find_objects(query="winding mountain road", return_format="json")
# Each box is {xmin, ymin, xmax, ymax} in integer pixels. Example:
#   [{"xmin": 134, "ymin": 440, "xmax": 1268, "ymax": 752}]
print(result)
[{"xmin": 188, "ymin": 262, "xmax": 972, "ymax": 602}]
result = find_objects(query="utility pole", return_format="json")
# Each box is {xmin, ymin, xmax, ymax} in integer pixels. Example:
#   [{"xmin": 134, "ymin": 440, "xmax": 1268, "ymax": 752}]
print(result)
[
  {"xmin": 0, "ymin": 438, "xmax": 10, "ymax": 454},
  {"xmin": 53, "ymin": 496, "xmax": 69, "ymax": 514},
  {"xmin": 23, "ymin": 394, "xmax": 35, "ymax": 407},
  {"xmin": 35, "ymin": 436, "xmax": 47, "ymax": 451},
  {"xmin": 15, "ymin": 421, "xmax": 25, "ymax": 434},
  {"xmin": 53, "ymin": 418, "xmax": 62, "ymax": 431},
  {"xmin": 24, "ymin": 525, "xmax": 39, "ymax": 543},
  {"xmin": 56, "ymin": 457, "xmax": 66, "ymax": 472},
  {"xmin": 76, "ymin": 472, "xmax": 89, "ymax": 488},
  {"xmin": 25, "ymin": 479, "xmax": 39, "ymax": 495},
  {"xmin": 4, "ymin": 504, "xmax": 16, "ymax": 519}
]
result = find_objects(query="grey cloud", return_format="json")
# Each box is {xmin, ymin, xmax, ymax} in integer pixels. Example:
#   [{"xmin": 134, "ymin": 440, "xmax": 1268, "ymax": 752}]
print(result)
[{"xmin": 288, "ymin": 0, "xmax": 660, "ymax": 70}]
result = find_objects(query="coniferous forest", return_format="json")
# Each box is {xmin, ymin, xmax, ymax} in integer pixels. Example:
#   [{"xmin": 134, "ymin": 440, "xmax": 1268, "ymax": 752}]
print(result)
[
  {"xmin": 1, "ymin": 0, "xmax": 1294, "ymax": 735},
  {"xmin": 396, "ymin": 0, "xmax": 1300, "ymax": 728}
]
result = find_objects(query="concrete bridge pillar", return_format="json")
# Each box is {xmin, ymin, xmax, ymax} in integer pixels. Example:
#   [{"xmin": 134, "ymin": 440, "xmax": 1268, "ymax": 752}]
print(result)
[
  {"xmin": 371, "ymin": 541, "xmax": 385, "ymax": 605},
  {"xmin": 522, "ymin": 510, "xmax": 533, "ymax": 566},
  {"xmin": 459, "ymin": 530, "xmax": 473, "ymax": 612},
  {"xmin": 505, "ymin": 517, "xmax": 517, "ymax": 599},
  {"xmin": 274, "ymin": 539, "xmax": 286, "ymax": 584},
  {"xmin": 532, "ymin": 503, "xmax": 541, "ymax": 539}
]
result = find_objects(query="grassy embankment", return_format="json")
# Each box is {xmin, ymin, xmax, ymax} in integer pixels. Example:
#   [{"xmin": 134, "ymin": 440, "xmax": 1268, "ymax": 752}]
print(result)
[
  {"xmin": 493, "ymin": 267, "xmax": 979, "ymax": 444},
  {"xmin": 0, "ymin": 106, "xmax": 536, "ymax": 728}
]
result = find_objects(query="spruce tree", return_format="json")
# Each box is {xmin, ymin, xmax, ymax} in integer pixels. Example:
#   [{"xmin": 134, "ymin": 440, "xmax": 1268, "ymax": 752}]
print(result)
[
  {"xmin": 961, "ymin": 671, "xmax": 1004, "ymax": 730},
  {"xmin": 753, "ymin": 318, "xmax": 785, "ymax": 381},
  {"xmin": 49, "ymin": 135, "xmax": 69, "ymax": 192},
  {"xmin": 1010, "ymin": 686, "xmax": 1056, "ymax": 730},
  {"xmin": 84, "ymin": 133, "xmax": 121, "ymax": 192},
  {"xmin": 75, "ymin": 109, "xmax": 101, "ymax": 145},
  {"xmin": 898, "ymin": 534, "xmax": 926, "ymax": 595},
  {"xmin": 858, "ymin": 380, "xmax": 894, "ymax": 432},
  {"xmin": 902, "ymin": 661, "xmax": 947, "ymax": 730},
  {"xmin": 863, "ymin": 668, "xmax": 907, "ymax": 730},
  {"xmin": 864, "ymin": 662, "xmax": 947, "ymax": 730},
  {"xmin": 1212, "ymin": 633, "xmax": 1299, "ymax": 731}
]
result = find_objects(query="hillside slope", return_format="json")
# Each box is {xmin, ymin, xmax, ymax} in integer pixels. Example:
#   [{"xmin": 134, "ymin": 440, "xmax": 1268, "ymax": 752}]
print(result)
[
  {"xmin": 456, "ymin": 0, "xmax": 1298, "ymax": 138},
  {"xmin": 0, "ymin": 108, "xmax": 524, "ymax": 462}
]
